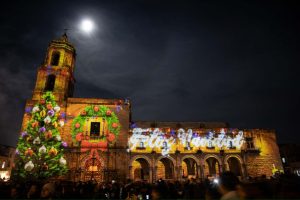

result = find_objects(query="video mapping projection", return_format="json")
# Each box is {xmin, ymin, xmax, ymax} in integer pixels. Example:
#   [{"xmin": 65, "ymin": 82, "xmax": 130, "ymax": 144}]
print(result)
[{"xmin": 129, "ymin": 128, "xmax": 244, "ymax": 156}]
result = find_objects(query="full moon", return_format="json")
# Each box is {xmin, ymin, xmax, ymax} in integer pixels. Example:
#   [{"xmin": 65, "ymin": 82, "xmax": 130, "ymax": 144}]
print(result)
[{"xmin": 80, "ymin": 19, "xmax": 94, "ymax": 33}]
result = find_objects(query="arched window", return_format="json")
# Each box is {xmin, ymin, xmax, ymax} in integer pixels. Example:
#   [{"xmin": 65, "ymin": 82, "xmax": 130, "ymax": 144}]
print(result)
[
  {"xmin": 45, "ymin": 74, "xmax": 56, "ymax": 91},
  {"xmin": 51, "ymin": 51, "xmax": 60, "ymax": 66}
]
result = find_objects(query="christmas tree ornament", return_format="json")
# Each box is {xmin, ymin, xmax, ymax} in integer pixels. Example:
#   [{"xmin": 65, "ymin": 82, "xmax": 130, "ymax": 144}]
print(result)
[
  {"xmin": 31, "ymin": 121, "xmax": 39, "ymax": 128},
  {"xmin": 56, "ymin": 135, "xmax": 61, "ymax": 141},
  {"xmin": 39, "ymin": 127, "xmax": 46, "ymax": 133},
  {"xmin": 48, "ymin": 147, "xmax": 58, "ymax": 156},
  {"xmin": 40, "ymin": 110, "xmax": 46, "ymax": 117},
  {"xmin": 39, "ymin": 145, "xmax": 47, "ymax": 154},
  {"xmin": 42, "ymin": 162, "xmax": 49, "ymax": 170},
  {"xmin": 40, "ymin": 99, "xmax": 45, "ymax": 104},
  {"xmin": 45, "ymin": 130, "xmax": 53, "ymax": 139},
  {"xmin": 44, "ymin": 116, "xmax": 51, "ymax": 124},
  {"xmin": 53, "ymin": 105, "xmax": 60, "ymax": 112},
  {"xmin": 46, "ymin": 104, "xmax": 53, "ymax": 110},
  {"xmin": 33, "ymin": 137, "xmax": 41, "ymax": 145},
  {"xmin": 32, "ymin": 106, "xmax": 40, "ymax": 113},
  {"xmin": 59, "ymin": 157, "xmax": 67, "ymax": 166},
  {"xmin": 52, "ymin": 121, "xmax": 58, "ymax": 128},
  {"xmin": 47, "ymin": 109, "xmax": 55, "ymax": 117},
  {"xmin": 21, "ymin": 131, "xmax": 28, "ymax": 137},
  {"xmin": 61, "ymin": 141, "xmax": 68, "ymax": 147},
  {"xmin": 59, "ymin": 120, "xmax": 64, "ymax": 127},
  {"xmin": 26, "ymin": 136, "xmax": 33, "ymax": 142},
  {"xmin": 24, "ymin": 161, "xmax": 34, "ymax": 172},
  {"xmin": 25, "ymin": 148, "xmax": 34, "ymax": 156}
]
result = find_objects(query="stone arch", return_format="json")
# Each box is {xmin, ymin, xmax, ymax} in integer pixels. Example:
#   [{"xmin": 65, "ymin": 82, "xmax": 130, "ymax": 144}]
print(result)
[
  {"xmin": 224, "ymin": 155, "xmax": 243, "ymax": 177},
  {"xmin": 203, "ymin": 154, "xmax": 222, "ymax": 178},
  {"xmin": 51, "ymin": 51, "xmax": 60, "ymax": 66},
  {"xmin": 181, "ymin": 155, "xmax": 201, "ymax": 166},
  {"xmin": 181, "ymin": 155, "xmax": 200, "ymax": 178},
  {"xmin": 224, "ymin": 154, "xmax": 244, "ymax": 165},
  {"xmin": 130, "ymin": 155, "xmax": 152, "ymax": 167},
  {"xmin": 155, "ymin": 155, "xmax": 176, "ymax": 166},
  {"xmin": 155, "ymin": 156, "xmax": 176, "ymax": 180},
  {"xmin": 203, "ymin": 154, "xmax": 222, "ymax": 164},
  {"xmin": 130, "ymin": 155, "xmax": 152, "ymax": 182},
  {"xmin": 79, "ymin": 153, "xmax": 104, "ymax": 182},
  {"xmin": 45, "ymin": 74, "xmax": 56, "ymax": 91}
]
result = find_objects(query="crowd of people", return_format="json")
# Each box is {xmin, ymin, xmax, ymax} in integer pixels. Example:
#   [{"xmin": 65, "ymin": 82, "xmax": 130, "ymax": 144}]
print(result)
[{"xmin": 0, "ymin": 172, "xmax": 300, "ymax": 199}]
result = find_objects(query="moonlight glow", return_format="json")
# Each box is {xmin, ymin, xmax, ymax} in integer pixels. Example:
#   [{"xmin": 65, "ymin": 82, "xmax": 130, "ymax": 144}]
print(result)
[{"xmin": 80, "ymin": 19, "xmax": 94, "ymax": 33}]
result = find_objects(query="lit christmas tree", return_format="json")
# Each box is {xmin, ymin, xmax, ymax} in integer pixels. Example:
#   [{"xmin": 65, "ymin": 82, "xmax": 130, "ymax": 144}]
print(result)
[{"xmin": 14, "ymin": 92, "xmax": 68, "ymax": 180}]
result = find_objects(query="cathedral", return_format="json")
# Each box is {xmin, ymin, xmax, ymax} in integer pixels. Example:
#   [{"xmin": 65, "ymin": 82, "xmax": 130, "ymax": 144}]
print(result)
[{"xmin": 19, "ymin": 34, "xmax": 283, "ymax": 183}]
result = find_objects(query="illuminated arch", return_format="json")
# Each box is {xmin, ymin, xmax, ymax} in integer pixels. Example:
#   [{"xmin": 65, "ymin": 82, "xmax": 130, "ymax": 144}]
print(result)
[
  {"xmin": 155, "ymin": 156, "xmax": 176, "ymax": 180},
  {"xmin": 130, "ymin": 155, "xmax": 151, "ymax": 181},
  {"xmin": 203, "ymin": 154, "xmax": 222, "ymax": 165},
  {"xmin": 79, "ymin": 154, "xmax": 104, "ymax": 182},
  {"xmin": 224, "ymin": 155, "xmax": 243, "ymax": 177},
  {"xmin": 224, "ymin": 154, "xmax": 243, "ymax": 165},
  {"xmin": 130, "ymin": 155, "xmax": 152, "ymax": 167},
  {"xmin": 181, "ymin": 155, "xmax": 200, "ymax": 166},
  {"xmin": 203, "ymin": 154, "xmax": 222, "ymax": 177},
  {"xmin": 181, "ymin": 155, "xmax": 200, "ymax": 178},
  {"xmin": 51, "ymin": 51, "xmax": 60, "ymax": 66},
  {"xmin": 155, "ymin": 155, "xmax": 176, "ymax": 167}
]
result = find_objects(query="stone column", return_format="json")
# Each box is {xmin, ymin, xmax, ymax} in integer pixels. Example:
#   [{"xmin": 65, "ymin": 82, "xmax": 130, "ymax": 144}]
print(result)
[
  {"xmin": 128, "ymin": 165, "xmax": 132, "ymax": 180},
  {"xmin": 241, "ymin": 163, "xmax": 247, "ymax": 179},
  {"xmin": 179, "ymin": 166, "xmax": 183, "ymax": 181},
  {"xmin": 153, "ymin": 166, "xmax": 157, "ymax": 182},
  {"xmin": 149, "ymin": 167, "xmax": 153, "ymax": 183},
  {"xmin": 219, "ymin": 164, "xmax": 223, "ymax": 174},
  {"xmin": 201, "ymin": 164, "xmax": 205, "ymax": 180},
  {"xmin": 174, "ymin": 166, "xmax": 178, "ymax": 180},
  {"xmin": 196, "ymin": 165, "xmax": 201, "ymax": 179}
]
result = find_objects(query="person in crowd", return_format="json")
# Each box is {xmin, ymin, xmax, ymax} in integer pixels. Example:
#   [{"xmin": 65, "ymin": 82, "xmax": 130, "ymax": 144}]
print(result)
[
  {"xmin": 40, "ymin": 182, "xmax": 55, "ymax": 199},
  {"xmin": 217, "ymin": 171, "xmax": 241, "ymax": 200},
  {"xmin": 10, "ymin": 186, "xmax": 20, "ymax": 199},
  {"xmin": 27, "ymin": 183, "xmax": 40, "ymax": 199}
]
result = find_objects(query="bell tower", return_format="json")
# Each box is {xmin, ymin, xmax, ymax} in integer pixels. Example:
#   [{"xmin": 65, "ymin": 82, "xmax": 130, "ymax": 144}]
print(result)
[{"xmin": 32, "ymin": 33, "xmax": 76, "ymax": 102}]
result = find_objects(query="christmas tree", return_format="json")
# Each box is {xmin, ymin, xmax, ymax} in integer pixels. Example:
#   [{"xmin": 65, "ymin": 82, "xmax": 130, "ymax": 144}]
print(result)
[{"xmin": 14, "ymin": 92, "xmax": 68, "ymax": 181}]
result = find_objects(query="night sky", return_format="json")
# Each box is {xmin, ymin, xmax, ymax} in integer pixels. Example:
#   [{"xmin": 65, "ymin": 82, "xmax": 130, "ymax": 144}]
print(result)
[{"xmin": 0, "ymin": 0, "xmax": 299, "ymax": 147}]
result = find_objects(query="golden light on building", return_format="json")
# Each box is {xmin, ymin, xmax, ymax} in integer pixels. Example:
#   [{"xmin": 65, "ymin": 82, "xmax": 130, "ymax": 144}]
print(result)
[{"xmin": 16, "ymin": 35, "xmax": 284, "ymax": 183}]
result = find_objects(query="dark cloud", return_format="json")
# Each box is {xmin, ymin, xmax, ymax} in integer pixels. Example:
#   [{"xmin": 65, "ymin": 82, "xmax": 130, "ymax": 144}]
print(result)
[{"xmin": 0, "ymin": 0, "xmax": 299, "ymax": 146}]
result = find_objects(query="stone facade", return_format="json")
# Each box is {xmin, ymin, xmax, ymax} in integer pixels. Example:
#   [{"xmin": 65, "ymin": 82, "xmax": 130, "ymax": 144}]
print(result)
[
  {"xmin": 18, "ymin": 35, "xmax": 283, "ymax": 183},
  {"xmin": 0, "ymin": 145, "xmax": 16, "ymax": 180}
]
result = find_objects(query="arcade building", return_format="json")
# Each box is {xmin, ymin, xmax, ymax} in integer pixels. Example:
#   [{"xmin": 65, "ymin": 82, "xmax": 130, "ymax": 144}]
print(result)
[{"xmin": 19, "ymin": 35, "xmax": 283, "ymax": 183}]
